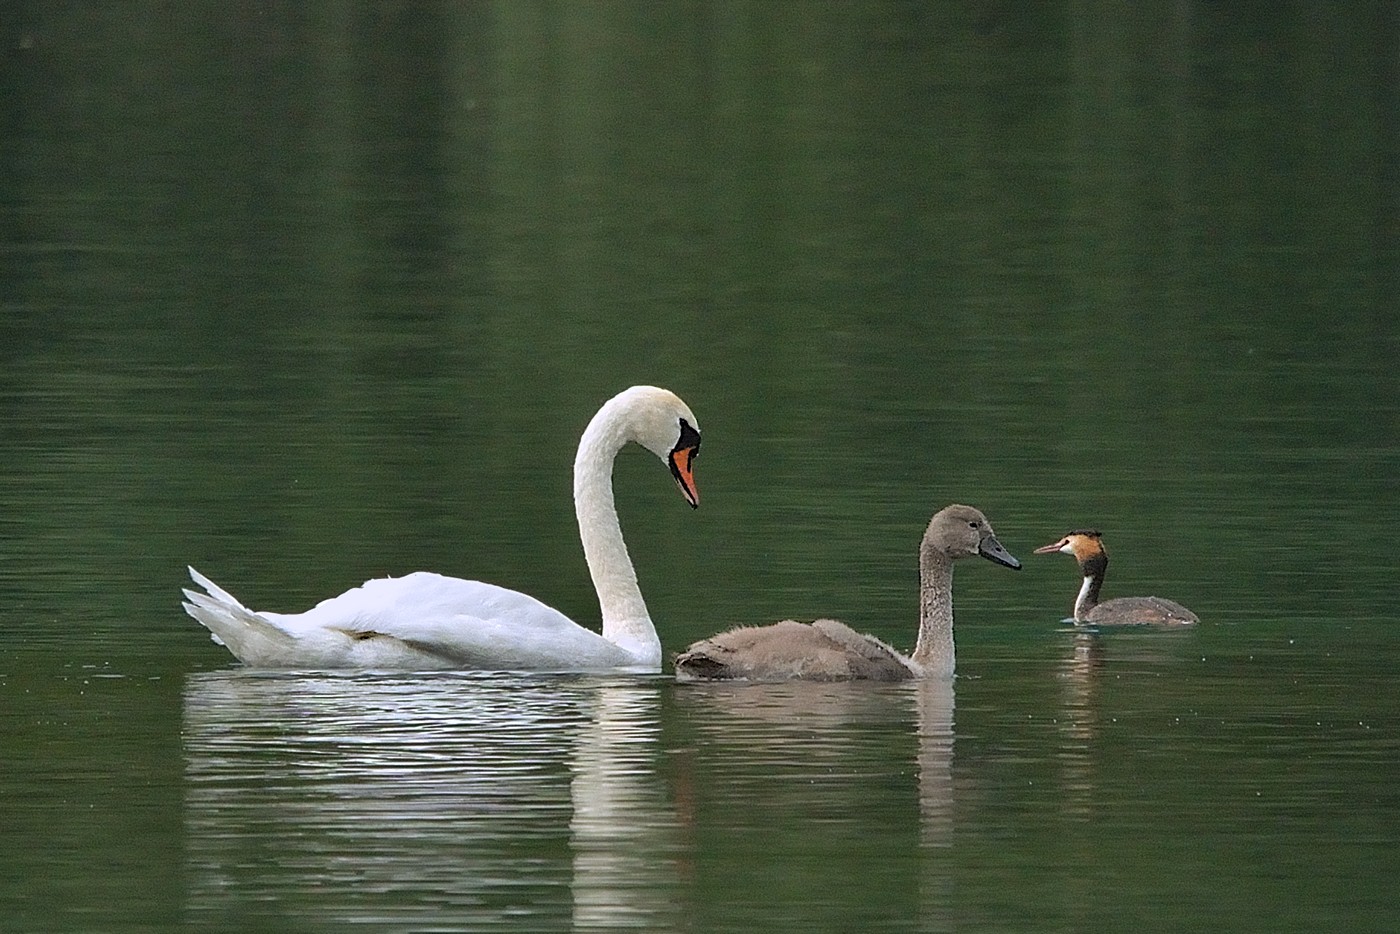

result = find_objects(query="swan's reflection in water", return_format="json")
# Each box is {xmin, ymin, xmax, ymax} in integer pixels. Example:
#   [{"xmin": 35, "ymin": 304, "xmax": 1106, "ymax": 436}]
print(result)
[
  {"xmin": 183, "ymin": 671, "xmax": 679, "ymax": 932},
  {"xmin": 569, "ymin": 682, "xmax": 683, "ymax": 929}
]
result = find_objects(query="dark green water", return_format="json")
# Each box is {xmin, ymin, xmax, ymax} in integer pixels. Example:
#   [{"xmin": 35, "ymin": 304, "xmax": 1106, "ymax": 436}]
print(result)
[{"xmin": 2, "ymin": 3, "xmax": 1397, "ymax": 932}]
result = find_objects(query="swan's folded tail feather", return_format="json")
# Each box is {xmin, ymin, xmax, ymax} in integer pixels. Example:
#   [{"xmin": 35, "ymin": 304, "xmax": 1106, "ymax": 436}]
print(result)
[
  {"xmin": 182, "ymin": 568, "xmax": 294, "ymax": 662},
  {"xmin": 188, "ymin": 566, "xmax": 245, "ymax": 610},
  {"xmin": 181, "ymin": 600, "xmax": 227, "ymax": 646}
]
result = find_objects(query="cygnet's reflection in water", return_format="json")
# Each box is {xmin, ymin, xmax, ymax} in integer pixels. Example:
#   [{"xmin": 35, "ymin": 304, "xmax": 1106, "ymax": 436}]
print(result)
[
  {"xmin": 183, "ymin": 671, "xmax": 681, "ymax": 932},
  {"xmin": 670, "ymin": 678, "xmax": 952, "ymax": 836},
  {"xmin": 669, "ymin": 678, "xmax": 956, "ymax": 931}
]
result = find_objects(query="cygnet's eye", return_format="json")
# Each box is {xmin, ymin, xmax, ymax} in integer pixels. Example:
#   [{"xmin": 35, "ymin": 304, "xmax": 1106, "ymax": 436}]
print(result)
[{"xmin": 968, "ymin": 520, "xmax": 980, "ymax": 529}]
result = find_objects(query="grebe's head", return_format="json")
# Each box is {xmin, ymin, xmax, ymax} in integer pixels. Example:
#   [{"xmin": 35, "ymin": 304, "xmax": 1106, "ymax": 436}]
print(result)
[{"xmin": 1033, "ymin": 530, "xmax": 1106, "ymax": 565}]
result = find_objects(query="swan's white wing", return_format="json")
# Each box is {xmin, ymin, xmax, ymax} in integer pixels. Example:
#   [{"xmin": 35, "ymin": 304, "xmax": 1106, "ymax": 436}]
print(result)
[{"xmin": 257, "ymin": 572, "xmax": 640, "ymax": 671}]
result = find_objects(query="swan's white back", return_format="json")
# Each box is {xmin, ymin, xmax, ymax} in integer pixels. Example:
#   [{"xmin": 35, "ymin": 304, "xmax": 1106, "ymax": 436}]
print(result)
[
  {"xmin": 183, "ymin": 569, "xmax": 649, "ymax": 671},
  {"xmin": 182, "ymin": 385, "xmax": 701, "ymax": 672}
]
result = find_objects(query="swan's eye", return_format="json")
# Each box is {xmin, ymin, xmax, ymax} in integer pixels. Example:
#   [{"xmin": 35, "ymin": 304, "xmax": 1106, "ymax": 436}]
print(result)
[
  {"xmin": 674, "ymin": 418, "xmax": 701, "ymax": 454},
  {"xmin": 968, "ymin": 520, "xmax": 980, "ymax": 529}
]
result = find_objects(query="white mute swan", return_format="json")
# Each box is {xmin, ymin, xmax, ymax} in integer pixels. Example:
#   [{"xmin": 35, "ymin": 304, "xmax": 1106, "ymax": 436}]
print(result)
[
  {"xmin": 674, "ymin": 504, "xmax": 1019, "ymax": 681},
  {"xmin": 182, "ymin": 385, "xmax": 701, "ymax": 671}
]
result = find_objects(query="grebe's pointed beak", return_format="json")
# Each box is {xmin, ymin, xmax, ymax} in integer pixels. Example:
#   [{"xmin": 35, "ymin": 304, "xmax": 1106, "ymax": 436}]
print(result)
[{"xmin": 1034, "ymin": 538, "xmax": 1071, "ymax": 555}]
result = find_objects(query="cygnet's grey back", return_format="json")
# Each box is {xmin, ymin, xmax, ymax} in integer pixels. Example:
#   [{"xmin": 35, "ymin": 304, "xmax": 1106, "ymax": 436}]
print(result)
[{"xmin": 674, "ymin": 619, "xmax": 914, "ymax": 682}]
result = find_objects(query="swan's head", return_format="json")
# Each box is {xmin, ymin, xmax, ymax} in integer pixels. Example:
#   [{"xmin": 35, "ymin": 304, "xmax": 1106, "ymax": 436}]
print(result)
[
  {"xmin": 605, "ymin": 385, "xmax": 702, "ymax": 508},
  {"xmin": 924, "ymin": 504, "xmax": 1021, "ymax": 569}
]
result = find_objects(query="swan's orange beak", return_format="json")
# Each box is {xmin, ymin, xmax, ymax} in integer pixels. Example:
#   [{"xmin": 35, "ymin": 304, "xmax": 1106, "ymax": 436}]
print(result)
[{"xmin": 669, "ymin": 445, "xmax": 699, "ymax": 509}]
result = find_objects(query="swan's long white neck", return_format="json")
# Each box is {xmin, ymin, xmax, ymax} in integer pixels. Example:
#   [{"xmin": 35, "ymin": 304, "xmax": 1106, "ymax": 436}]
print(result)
[
  {"xmin": 573, "ymin": 404, "xmax": 661, "ymax": 667},
  {"xmin": 910, "ymin": 549, "xmax": 956, "ymax": 679}
]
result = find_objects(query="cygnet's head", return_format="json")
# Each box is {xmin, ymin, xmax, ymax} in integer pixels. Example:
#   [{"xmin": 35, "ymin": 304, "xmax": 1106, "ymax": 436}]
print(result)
[{"xmin": 923, "ymin": 504, "xmax": 1021, "ymax": 569}]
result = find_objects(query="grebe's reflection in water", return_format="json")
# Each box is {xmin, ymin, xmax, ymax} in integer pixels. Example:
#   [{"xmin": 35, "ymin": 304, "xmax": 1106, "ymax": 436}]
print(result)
[{"xmin": 1054, "ymin": 625, "xmax": 1197, "ymax": 821}]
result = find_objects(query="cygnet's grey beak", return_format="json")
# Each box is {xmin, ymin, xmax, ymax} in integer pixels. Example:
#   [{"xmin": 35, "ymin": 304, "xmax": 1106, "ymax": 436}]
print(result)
[{"xmin": 979, "ymin": 536, "xmax": 1021, "ymax": 570}]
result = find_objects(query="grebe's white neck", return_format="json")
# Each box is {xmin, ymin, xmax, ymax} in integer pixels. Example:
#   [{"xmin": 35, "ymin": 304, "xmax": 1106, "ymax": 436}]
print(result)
[
  {"xmin": 1073, "ymin": 574, "xmax": 1098, "ymax": 621},
  {"xmin": 1072, "ymin": 552, "xmax": 1106, "ymax": 622}
]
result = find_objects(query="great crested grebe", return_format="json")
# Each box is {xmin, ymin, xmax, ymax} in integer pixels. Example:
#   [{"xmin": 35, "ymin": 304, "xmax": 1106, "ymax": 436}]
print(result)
[
  {"xmin": 1034, "ymin": 529, "xmax": 1198, "ymax": 626},
  {"xmin": 674, "ymin": 504, "xmax": 1022, "ymax": 681}
]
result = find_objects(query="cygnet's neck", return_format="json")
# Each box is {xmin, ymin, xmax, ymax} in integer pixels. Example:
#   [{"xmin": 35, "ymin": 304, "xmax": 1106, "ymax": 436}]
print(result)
[
  {"xmin": 573, "ymin": 408, "xmax": 659, "ymax": 664},
  {"xmin": 910, "ymin": 548, "xmax": 956, "ymax": 679}
]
